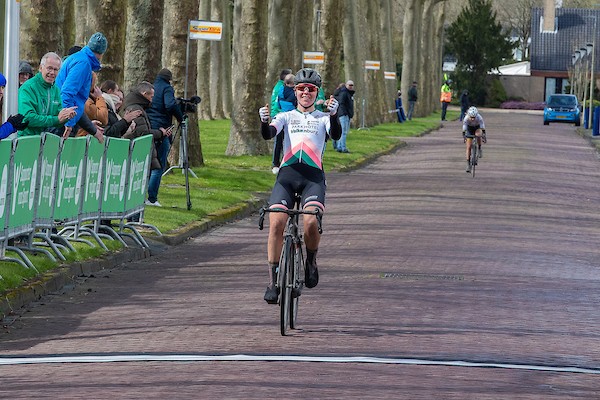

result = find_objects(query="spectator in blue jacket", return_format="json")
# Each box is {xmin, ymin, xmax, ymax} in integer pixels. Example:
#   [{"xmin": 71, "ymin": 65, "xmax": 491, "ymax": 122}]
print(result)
[
  {"xmin": 145, "ymin": 68, "xmax": 184, "ymax": 206},
  {"xmin": 0, "ymin": 72, "xmax": 28, "ymax": 140},
  {"xmin": 56, "ymin": 32, "xmax": 107, "ymax": 141},
  {"xmin": 276, "ymin": 73, "xmax": 297, "ymax": 112}
]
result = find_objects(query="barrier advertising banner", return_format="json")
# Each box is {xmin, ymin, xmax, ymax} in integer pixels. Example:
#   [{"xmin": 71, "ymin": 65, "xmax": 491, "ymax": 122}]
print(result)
[
  {"xmin": 82, "ymin": 137, "xmax": 104, "ymax": 217},
  {"xmin": 102, "ymin": 137, "xmax": 129, "ymax": 215},
  {"xmin": 126, "ymin": 135, "xmax": 151, "ymax": 212},
  {"xmin": 8, "ymin": 135, "xmax": 40, "ymax": 231},
  {"xmin": 36, "ymin": 133, "xmax": 60, "ymax": 225},
  {"xmin": 54, "ymin": 137, "xmax": 86, "ymax": 221}
]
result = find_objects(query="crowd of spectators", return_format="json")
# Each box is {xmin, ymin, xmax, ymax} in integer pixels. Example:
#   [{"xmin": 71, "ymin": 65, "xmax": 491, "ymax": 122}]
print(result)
[{"xmin": 1, "ymin": 31, "xmax": 182, "ymax": 207}]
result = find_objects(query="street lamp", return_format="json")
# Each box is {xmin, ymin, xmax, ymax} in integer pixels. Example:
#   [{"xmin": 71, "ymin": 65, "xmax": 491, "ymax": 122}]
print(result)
[
  {"xmin": 587, "ymin": 42, "xmax": 595, "ymax": 129},
  {"xmin": 580, "ymin": 47, "xmax": 589, "ymax": 112},
  {"xmin": 575, "ymin": 50, "xmax": 582, "ymax": 101}
]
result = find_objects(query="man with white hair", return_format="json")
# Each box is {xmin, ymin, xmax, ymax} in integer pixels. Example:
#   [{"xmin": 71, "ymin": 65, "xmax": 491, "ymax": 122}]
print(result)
[{"xmin": 18, "ymin": 52, "xmax": 76, "ymax": 137}]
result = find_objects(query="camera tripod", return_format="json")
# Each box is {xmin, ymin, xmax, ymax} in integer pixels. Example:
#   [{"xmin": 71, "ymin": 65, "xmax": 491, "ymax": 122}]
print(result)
[{"xmin": 163, "ymin": 117, "xmax": 196, "ymax": 210}]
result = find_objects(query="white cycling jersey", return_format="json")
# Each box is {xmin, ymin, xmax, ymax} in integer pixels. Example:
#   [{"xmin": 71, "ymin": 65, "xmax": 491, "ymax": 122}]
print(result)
[
  {"xmin": 462, "ymin": 114, "xmax": 485, "ymax": 131},
  {"xmin": 270, "ymin": 109, "xmax": 331, "ymax": 170}
]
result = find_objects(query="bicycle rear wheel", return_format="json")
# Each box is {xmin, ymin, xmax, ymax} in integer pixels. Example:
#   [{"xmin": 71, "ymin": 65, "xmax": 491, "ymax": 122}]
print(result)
[
  {"xmin": 289, "ymin": 245, "xmax": 304, "ymax": 329},
  {"xmin": 279, "ymin": 236, "xmax": 294, "ymax": 336}
]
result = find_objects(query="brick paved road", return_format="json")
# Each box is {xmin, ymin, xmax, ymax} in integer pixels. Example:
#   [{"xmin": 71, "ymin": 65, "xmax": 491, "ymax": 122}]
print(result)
[{"xmin": 1, "ymin": 110, "xmax": 599, "ymax": 399}]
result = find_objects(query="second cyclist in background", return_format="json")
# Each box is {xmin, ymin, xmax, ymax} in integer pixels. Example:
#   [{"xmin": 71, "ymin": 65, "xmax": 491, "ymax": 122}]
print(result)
[
  {"xmin": 258, "ymin": 68, "xmax": 341, "ymax": 304},
  {"xmin": 462, "ymin": 106, "xmax": 486, "ymax": 173}
]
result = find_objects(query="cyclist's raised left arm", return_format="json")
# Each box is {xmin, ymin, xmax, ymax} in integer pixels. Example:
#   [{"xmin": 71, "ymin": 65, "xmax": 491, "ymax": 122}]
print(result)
[{"xmin": 329, "ymin": 115, "xmax": 341, "ymax": 141}]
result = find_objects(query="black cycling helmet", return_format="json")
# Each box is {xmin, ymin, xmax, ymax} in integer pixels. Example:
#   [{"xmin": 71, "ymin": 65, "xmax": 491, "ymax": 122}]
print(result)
[{"xmin": 294, "ymin": 68, "xmax": 322, "ymax": 88}]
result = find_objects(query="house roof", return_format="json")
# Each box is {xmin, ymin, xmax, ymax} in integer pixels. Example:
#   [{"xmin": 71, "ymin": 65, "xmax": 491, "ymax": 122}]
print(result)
[{"xmin": 530, "ymin": 7, "xmax": 600, "ymax": 75}]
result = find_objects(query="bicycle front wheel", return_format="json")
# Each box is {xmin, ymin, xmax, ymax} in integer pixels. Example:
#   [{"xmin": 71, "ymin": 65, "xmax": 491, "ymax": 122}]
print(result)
[
  {"xmin": 279, "ymin": 236, "xmax": 294, "ymax": 336},
  {"xmin": 289, "ymin": 244, "xmax": 304, "ymax": 329},
  {"xmin": 470, "ymin": 141, "xmax": 477, "ymax": 178}
]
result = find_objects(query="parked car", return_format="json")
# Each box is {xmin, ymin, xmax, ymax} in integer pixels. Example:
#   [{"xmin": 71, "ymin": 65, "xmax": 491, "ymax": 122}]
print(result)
[{"xmin": 543, "ymin": 94, "xmax": 581, "ymax": 126}]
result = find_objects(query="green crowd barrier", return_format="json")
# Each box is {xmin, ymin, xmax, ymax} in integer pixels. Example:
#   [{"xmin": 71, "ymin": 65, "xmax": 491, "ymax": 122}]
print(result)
[
  {"xmin": 0, "ymin": 140, "xmax": 12, "ymax": 241},
  {"xmin": 36, "ymin": 134, "xmax": 60, "ymax": 228},
  {"xmin": 0, "ymin": 133, "xmax": 155, "ymax": 275},
  {"xmin": 8, "ymin": 136, "xmax": 41, "ymax": 235}
]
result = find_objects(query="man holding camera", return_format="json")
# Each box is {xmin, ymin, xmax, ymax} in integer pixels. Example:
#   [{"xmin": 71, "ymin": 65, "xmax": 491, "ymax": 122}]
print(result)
[{"xmin": 146, "ymin": 68, "xmax": 184, "ymax": 207}]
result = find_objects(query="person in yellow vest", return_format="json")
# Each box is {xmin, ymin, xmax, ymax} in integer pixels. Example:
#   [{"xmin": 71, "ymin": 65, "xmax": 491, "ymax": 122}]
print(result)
[{"xmin": 440, "ymin": 78, "xmax": 452, "ymax": 121}]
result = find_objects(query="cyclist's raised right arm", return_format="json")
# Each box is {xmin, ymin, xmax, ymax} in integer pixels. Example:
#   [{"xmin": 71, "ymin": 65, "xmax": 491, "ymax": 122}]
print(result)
[{"xmin": 261, "ymin": 122, "xmax": 277, "ymax": 140}]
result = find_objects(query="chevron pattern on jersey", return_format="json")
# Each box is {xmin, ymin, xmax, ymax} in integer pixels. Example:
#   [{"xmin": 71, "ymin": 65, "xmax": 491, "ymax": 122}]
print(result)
[{"xmin": 281, "ymin": 141, "xmax": 321, "ymax": 169}]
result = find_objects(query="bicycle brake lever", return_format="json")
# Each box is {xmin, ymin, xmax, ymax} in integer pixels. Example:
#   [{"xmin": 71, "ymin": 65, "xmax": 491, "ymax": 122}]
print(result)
[{"xmin": 316, "ymin": 210, "xmax": 323, "ymax": 234}]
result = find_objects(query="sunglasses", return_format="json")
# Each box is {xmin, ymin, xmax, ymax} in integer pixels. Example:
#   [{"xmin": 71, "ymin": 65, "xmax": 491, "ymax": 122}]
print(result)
[{"xmin": 296, "ymin": 84, "xmax": 318, "ymax": 93}]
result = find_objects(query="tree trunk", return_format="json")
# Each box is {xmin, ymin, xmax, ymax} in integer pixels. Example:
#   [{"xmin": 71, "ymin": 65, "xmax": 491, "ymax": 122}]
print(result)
[
  {"xmin": 210, "ymin": 0, "xmax": 226, "ymax": 119},
  {"xmin": 419, "ymin": 0, "xmax": 436, "ymax": 116},
  {"xmin": 343, "ymin": 0, "xmax": 367, "ymax": 128},
  {"xmin": 87, "ymin": 0, "xmax": 127, "ymax": 84},
  {"xmin": 20, "ymin": 0, "xmax": 64, "ymax": 66},
  {"xmin": 401, "ymin": 0, "xmax": 424, "ymax": 116},
  {"xmin": 380, "ymin": 0, "xmax": 397, "ymax": 122},
  {"xmin": 197, "ymin": 0, "xmax": 212, "ymax": 120},
  {"xmin": 123, "ymin": 0, "xmax": 163, "ymax": 92},
  {"xmin": 164, "ymin": 0, "xmax": 203, "ymax": 167},
  {"xmin": 74, "ymin": 1, "xmax": 89, "ymax": 46},
  {"xmin": 221, "ymin": 0, "xmax": 233, "ymax": 118},
  {"xmin": 365, "ymin": 1, "xmax": 385, "ymax": 126},
  {"xmin": 432, "ymin": 1, "xmax": 446, "ymax": 114},
  {"xmin": 291, "ymin": 2, "xmax": 314, "ymax": 72},
  {"xmin": 61, "ymin": 0, "xmax": 75, "ymax": 54},
  {"xmin": 226, "ymin": 0, "xmax": 269, "ymax": 156},
  {"xmin": 319, "ymin": 0, "xmax": 344, "ymax": 96},
  {"xmin": 266, "ymin": 0, "xmax": 294, "ymax": 100}
]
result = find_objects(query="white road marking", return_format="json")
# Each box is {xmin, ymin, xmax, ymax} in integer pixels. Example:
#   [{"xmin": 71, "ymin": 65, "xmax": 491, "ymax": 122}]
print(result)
[{"xmin": 0, "ymin": 354, "xmax": 598, "ymax": 374}]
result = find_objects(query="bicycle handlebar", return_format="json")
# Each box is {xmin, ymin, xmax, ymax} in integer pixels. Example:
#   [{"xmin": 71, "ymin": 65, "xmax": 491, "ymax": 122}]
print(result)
[{"xmin": 258, "ymin": 206, "xmax": 323, "ymax": 234}]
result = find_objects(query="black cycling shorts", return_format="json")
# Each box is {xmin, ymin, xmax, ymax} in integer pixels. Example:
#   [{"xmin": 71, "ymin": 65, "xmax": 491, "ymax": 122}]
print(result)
[
  {"xmin": 268, "ymin": 164, "xmax": 326, "ymax": 210},
  {"xmin": 466, "ymin": 124, "xmax": 481, "ymax": 135}
]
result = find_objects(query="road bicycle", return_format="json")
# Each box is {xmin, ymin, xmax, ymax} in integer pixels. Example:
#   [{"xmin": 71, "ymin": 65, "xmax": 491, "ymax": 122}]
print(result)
[
  {"xmin": 465, "ymin": 131, "xmax": 486, "ymax": 177},
  {"xmin": 258, "ymin": 197, "xmax": 322, "ymax": 336}
]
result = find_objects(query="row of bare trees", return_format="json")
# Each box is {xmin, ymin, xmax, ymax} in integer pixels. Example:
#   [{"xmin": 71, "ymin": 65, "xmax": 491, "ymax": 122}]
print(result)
[{"xmin": 17, "ymin": 0, "xmax": 449, "ymax": 161}]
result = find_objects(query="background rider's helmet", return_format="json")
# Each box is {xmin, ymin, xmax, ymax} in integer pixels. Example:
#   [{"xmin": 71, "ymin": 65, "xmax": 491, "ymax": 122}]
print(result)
[
  {"xmin": 0, "ymin": 72, "xmax": 6, "ymax": 87},
  {"xmin": 467, "ymin": 106, "xmax": 478, "ymax": 118},
  {"xmin": 294, "ymin": 68, "xmax": 322, "ymax": 88}
]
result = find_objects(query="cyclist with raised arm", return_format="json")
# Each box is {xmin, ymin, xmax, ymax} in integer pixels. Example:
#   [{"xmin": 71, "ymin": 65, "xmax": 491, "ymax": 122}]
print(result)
[
  {"xmin": 258, "ymin": 68, "xmax": 341, "ymax": 304},
  {"xmin": 462, "ymin": 106, "xmax": 486, "ymax": 173}
]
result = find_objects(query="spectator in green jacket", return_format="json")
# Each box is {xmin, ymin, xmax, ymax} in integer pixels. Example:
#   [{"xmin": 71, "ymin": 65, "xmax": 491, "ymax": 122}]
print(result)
[
  {"xmin": 270, "ymin": 68, "xmax": 292, "ymax": 174},
  {"xmin": 18, "ymin": 52, "xmax": 76, "ymax": 137}
]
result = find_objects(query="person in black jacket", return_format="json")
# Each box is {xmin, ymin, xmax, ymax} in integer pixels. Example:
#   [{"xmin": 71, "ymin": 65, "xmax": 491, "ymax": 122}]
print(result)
[
  {"xmin": 333, "ymin": 80, "xmax": 355, "ymax": 153},
  {"xmin": 100, "ymin": 80, "xmax": 142, "ymax": 138},
  {"xmin": 407, "ymin": 81, "xmax": 418, "ymax": 120},
  {"xmin": 145, "ymin": 69, "xmax": 184, "ymax": 207},
  {"xmin": 460, "ymin": 90, "xmax": 470, "ymax": 121}
]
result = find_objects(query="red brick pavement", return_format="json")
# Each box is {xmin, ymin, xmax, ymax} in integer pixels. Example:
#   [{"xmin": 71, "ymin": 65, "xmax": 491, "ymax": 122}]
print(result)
[{"xmin": 0, "ymin": 110, "xmax": 599, "ymax": 399}]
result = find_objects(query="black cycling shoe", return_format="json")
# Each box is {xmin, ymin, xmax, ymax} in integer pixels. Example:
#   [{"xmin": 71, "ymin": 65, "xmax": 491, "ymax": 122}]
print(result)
[
  {"xmin": 264, "ymin": 285, "xmax": 278, "ymax": 304},
  {"xmin": 305, "ymin": 260, "xmax": 319, "ymax": 288},
  {"xmin": 292, "ymin": 283, "xmax": 303, "ymax": 298}
]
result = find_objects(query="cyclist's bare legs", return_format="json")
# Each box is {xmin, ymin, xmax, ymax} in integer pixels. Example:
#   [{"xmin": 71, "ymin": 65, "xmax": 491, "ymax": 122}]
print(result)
[
  {"xmin": 302, "ymin": 207, "xmax": 321, "ymax": 252},
  {"xmin": 465, "ymin": 128, "xmax": 483, "ymax": 160},
  {"xmin": 465, "ymin": 137, "xmax": 473, "ymax": 161},
  {"xmin": 267, "ymin": 212, "xmax": 288, "ymax": 280},
  {"xmin": 303, "ymin": 205, "xmax": 322, "ymax": 288}
]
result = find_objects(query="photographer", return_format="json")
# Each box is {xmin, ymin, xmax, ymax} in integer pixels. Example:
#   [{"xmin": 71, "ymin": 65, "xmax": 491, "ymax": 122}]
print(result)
[{"xmin": 146, "ymin": 68, "xmax": 184, "ymax": 207}]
